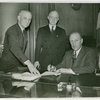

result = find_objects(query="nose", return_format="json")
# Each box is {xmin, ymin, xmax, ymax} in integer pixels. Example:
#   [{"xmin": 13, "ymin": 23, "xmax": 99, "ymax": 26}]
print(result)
[
  {"xmin": 71, "ymin": 41, "xmax": 76, "ymax": 47},
  {"xmin": 26, "ymin": 20, "xmax": 30, "ymax": 24},
  {"xmin": 71, "ymin": 41, "xmax": 75, "ymax": 45},
  {"xmin": 25, "ymin": 19, "xmax": 31, "ymax": 24}
]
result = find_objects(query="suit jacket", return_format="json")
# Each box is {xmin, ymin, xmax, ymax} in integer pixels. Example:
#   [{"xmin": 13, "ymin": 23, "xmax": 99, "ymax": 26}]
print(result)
[
  {"xmin": 56, "ymin": 46, "xmax": 98, "ymax": 74},
  {"xmin": 0, "ymin": 24, "xmax": 28, "ymax": 72},
  {"xmin": 35, "ymin": 25, "xmax": 70, "ymax": 73}
]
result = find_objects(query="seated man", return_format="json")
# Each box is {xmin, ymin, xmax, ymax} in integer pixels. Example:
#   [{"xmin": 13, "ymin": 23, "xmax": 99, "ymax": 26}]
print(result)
[
  {"xmin": 55, "ymin": 32, "xmax": 97, "ymax": 75},
  {"xmin": 49, "ymin": 32, "xmax": 97, "ymax": 75},
  {"xmin": 47, "ymin": 32, "xmax": 98, "ymax": 85}
]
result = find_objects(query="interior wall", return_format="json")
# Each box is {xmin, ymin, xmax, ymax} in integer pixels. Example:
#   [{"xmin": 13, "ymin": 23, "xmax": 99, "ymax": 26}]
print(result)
[
  {"xmin": 0, "ymin": 3, "xmax": 28, "ymax": 44},
  {"xmin": 29, "ymin": 3, "xmax": 49, "ymax": 62},
  {"xmin": 55, "ymin": 4, "xmax": 97, "ymax": 36},
  {"xmin": 0, "ymin": 3, "xmax": 99, "ymax": 62}
]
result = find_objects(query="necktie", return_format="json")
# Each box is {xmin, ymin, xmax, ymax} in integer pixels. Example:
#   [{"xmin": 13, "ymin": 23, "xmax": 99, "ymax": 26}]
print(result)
[
  {"xmin": 22, "ymin": 30, "xmax": 26, "ymax": 42},
  {"xmin": 72, "ymin": 51, "xmax": 76, "ymax": 66},
  {"xmin": 51, "ymin": 26, "xmax": 54, "ymax": 32},
  {"xmin": 23, "ymin": 29, "xmax": 26, "ymax": 36},
  {"xmin": 73, "ymin": 51, "xmax": 76, "ymax": 59},
  {"xmin": 22, "ymin": 30, "xmax": 27, "ymax": 51}
]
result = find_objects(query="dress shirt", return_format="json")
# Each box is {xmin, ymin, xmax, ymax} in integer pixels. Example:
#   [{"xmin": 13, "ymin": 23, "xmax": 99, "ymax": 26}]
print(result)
[
  {"xmin": 49, "ymin": 24, "xmax": 56, "ymax": 31},
  {"xmin": 18, "ymin": 23, "xmax": 24, "ymax": 32},
  {"xmin": 74, "ymin": 47, "xmax": 82, "ymax": 58}
]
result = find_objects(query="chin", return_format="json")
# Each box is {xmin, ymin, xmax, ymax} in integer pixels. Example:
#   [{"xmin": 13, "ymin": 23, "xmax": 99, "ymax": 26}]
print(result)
[{"xmin": 24, "ymin": 26, "xmax": 28, "ymax": 28}]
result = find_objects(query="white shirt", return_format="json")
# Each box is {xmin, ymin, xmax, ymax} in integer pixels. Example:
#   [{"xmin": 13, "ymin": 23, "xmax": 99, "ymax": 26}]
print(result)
[
  {"xmin": 18, "ymin": 23, "xmax": 24, "ymax": 32},
  {"xmin": 74, "ymin": 47, "xmax": 82, "ymax": 58},
  {"xmin": 49, "ymin": 24, "xmax": 56, "ymax": 31}
]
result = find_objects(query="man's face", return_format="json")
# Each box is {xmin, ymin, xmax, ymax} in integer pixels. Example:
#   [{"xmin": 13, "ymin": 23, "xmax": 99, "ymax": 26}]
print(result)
[
  {"xmin": 18, "ymin": 12, "xmax": 32, "ymax": 29},
  {"xmin": 69, "ymin": 33, "xmax": 83, "ymax": 51},
  {"xmin": 48, "ymin": 11, "xmax": 59, "ymax": 26}
]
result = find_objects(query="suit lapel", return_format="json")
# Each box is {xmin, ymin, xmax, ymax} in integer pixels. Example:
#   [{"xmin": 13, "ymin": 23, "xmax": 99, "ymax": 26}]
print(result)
[
  {"xmin": 72, "ymin": 47, "xmax": 86, "ymax": 67},
  {"xmin": 46, "ymin": 25, "xmax": 51, "ymax": 33},
  {"xmin": 16, "ymin": 24, "xmax": 27, "ymax": 52},
  {"xmin": 70, "ymin": 50, "xmax": 74, "ymax": 68},
  {"xmin": 23, "ymin": 30, "xmax": 28, "ymax": 52}
]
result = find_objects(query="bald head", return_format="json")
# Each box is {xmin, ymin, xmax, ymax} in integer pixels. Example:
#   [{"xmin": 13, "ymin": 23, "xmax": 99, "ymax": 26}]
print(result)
[
  {"xmin": 69, "ymin": 32, "xmax": 83, "ymax": 51},
  {"xmin": 48, "ymin": 11, "xmax": 59, "ymax": 18},
  {"xmin": 18, "ymin": 10, "xmax": 32, "ymax": 18},
  {"xmin": 69, "ymin": 32, "xmax": 82, "ymax": 39},
  {"xmin": 18, "ymin": 10, "xmax": 32, "ymax": 29},
  {"xmin": 48, "ymin": 10, "xmax": 59, "ymax": 26}
]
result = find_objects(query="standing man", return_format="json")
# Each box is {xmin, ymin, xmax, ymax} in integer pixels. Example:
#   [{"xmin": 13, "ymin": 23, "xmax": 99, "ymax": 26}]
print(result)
[
  {"xmin": 35, "ymin": 10, "xmax": 70, "ymax": 73},
  {"xmin": 56, "ymin": 32, "xmax": 97, "ymax": 75},
  {"xmin": 0, "ymin": 10, "xmax": 39, "ymax": 74}
]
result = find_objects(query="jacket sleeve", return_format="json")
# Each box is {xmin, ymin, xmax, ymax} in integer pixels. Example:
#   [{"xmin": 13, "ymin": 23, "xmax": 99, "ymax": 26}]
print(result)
[
  {"xmin": 7, "ymin": 29, "xmax": 28, "ymax": 63},
  {"xmin": 35, "ymin": 29, "xmax": 42, "ymax": 61}
]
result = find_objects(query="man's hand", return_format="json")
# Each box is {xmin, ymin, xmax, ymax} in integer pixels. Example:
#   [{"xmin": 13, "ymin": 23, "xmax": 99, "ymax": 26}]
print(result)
[
  {"xmin": 56, "ymin": 68, "xmax": 75, "ymax": 74},
  {"xmin": 67, "ymin": 68, "xmax": 75, "ymax": 74},
  {"xmin": 24, "ymin": 60, "xmax": 40, "ymax": 75},
  {"xmin": 56, "ymin": 68, "xmax": 67, "ymax": 73},
  {"xmin": 47, "ymin": 64, "xmax": 56, "ymax": 72},
  {"xmin": 34, "ymin": 61, "xmax": 40, "ymax": 69}
]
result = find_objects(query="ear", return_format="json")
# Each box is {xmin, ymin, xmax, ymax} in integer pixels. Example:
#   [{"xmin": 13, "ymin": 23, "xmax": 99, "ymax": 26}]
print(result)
[
  {"xmin": 81, "ymin": 38, "xmax": 83, "ymax": 44},
  {"xmin": 57, "ymin": 17, "xmax": 59, "ymax": 21},
  {"xmin": 47, "ymin": 16, "xmax": 49, "ymax": 20},
  {"xmin": 17, "ymin": 15, "xmax": 20, "ymax": 21}
]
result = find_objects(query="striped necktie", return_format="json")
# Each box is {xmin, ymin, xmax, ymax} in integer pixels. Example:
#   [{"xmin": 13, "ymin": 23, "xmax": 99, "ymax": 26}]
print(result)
[
  {"xmin": 72, "ymin": 51, "xmax": 76, "ymax": 66},
  {"xmin": 22, "ymin": 30, "xmax": 27, "ymax": 52},
  {"xmin": 51, "ymin": 26, "xmax": 54, "ymax": 32}
]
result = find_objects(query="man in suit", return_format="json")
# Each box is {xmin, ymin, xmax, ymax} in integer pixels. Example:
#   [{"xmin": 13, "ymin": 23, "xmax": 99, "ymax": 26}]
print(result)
[
  {"xmin": 35, "ymin": 10, "xmax": 70, "ymax": 73},
  {"xmin": 56, "ymin": 32, "xmax": 97, "ymax": 75},
  {"xmin": 0, "ymin": 10, "xmax": 40, "ymax": 74}
]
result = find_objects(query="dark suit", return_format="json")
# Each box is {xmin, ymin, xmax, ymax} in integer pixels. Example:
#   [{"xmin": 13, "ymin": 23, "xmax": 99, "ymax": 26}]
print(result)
[
  {"xmin": 0, "ymin": 24, "xmax": 28, "ymax": 72},
  {"xmin": 56, "ymin": 46, "xmax": 98, "ymax": 74},
  {"xmin": 35, "ymin": 25, "xmax": 70, "ymax": 73}
]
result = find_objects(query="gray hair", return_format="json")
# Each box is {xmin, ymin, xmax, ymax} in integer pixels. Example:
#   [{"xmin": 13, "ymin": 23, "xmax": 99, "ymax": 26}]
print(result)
[
  {"xmin": 69, "ymin": 32, "xmax": 82, "ymax": 39},
  {"xmin": 18, "ymin": 10, "xmax": 32, "ymax": 17}
]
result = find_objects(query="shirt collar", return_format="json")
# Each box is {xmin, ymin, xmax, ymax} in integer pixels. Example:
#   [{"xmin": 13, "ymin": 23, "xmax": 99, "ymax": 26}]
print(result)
[
  {"xmin": 18, "ymin": 23, "xmax": 25, "ymax": 32},
  {"xmin": 49, "ymin": 24, "xmax": 56, "ymax": 31},
  {"xmin": 74, "ymin": 46, "xmax": 82, "ymax": 57}
]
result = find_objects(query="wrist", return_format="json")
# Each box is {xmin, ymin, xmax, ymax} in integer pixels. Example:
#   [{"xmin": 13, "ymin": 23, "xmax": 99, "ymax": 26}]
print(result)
[{"xmin": 24, "ymin": 60, "xmax": 33, "ymax": 66}]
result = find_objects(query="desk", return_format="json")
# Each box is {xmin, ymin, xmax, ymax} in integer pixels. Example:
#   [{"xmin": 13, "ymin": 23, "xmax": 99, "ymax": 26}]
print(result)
[
  {"xmin": 36, "ymin": 82, "xmax": 100, "ymax": 97},
  {"xmin": 0, "ymin": 73, "xmax": 100, "ymax": 98}
]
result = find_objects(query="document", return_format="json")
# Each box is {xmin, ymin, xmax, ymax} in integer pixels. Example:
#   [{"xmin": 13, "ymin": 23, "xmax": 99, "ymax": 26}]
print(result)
[
  {"xmin": 12, "ymin": 72, "xmax": 41, "ymax": 81},
  {"xmin": 41, "ymin": 71, "xmax": 61, "ymax": 76}
]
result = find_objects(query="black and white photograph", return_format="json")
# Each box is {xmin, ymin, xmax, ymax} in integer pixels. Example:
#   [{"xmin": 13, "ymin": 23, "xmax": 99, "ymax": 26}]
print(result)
[{"xmin": 0, "ymin": 0, "xmax": 100, "ymax": 98}]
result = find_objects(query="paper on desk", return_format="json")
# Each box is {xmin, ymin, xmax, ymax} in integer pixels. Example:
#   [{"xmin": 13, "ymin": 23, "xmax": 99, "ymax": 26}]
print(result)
[
  {"xmin": 12, "ymin": 81, "xmax": 36, "ymax": 91},
  {"xmin": 66, "ymin": 69, "xmax": 75, "ymax": 75},
  {"xmin": 12, "ymin": 72, "xmax": 41, "ymax": 81},
  {"xmin": 56, "ymin": 68, "xmax": 75, "ymax": 75},
  {"xmin": 41, "ymin": 71, "xmax": 61, "ymax": 76},
  {"xmin": 76, "ymin": 87, "xmax": 82, "ymax": 94}
]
